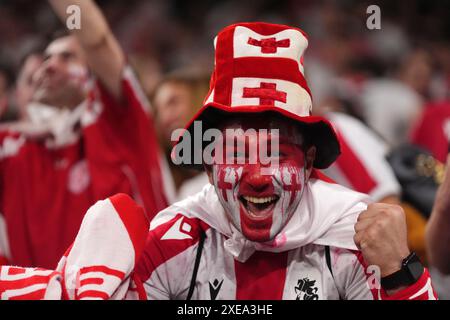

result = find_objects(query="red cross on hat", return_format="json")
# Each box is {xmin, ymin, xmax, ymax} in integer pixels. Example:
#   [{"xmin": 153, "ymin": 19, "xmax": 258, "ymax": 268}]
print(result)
[{"xmin": 247, "ymin": 37, "xmax": 291, "ymax": 54}]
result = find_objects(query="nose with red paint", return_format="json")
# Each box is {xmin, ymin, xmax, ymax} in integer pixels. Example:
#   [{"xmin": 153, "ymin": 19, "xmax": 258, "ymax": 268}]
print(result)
[{"xmin": 238, "ymin": 165, "xmax": 279, "ymax": 220}]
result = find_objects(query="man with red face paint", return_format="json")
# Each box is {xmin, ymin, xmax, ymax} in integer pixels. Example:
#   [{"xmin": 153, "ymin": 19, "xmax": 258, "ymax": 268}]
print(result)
[
  {"xmin": 134, "ymin": 23, "xmax": 436, "ymax": 300},
  {"xmin": 0, "ymin": 22, "xmax": 437, "ymax": 300}
]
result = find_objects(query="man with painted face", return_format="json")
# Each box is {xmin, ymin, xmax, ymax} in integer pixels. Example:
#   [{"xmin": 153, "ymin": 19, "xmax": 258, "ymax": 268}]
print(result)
[
  {"xmin": 0, "ymin": 0, "xmax": 167, "ymax": 268},
  {"xmin": 134, "ymin": 23, "xmax": 436, "ymax": 300},
  {"xmin": 0, "ymin": 22, "xmax": 436, "ymax": 300}
]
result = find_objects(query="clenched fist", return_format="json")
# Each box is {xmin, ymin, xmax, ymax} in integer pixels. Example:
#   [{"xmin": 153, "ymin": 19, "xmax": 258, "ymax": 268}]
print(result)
[{"xmin": 354, "ymin": 203, "xmax": 410, "ymax": 278}]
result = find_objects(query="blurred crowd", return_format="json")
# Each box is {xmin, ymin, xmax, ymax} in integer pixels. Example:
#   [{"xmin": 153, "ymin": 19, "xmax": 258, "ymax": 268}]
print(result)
[
  {"xmin": 1, "ymin": 0, "xmax": 450, "ymax": 122},
  {"xmin": 1, "ymin": 0, "xmax": 450, "ymax": 298}
]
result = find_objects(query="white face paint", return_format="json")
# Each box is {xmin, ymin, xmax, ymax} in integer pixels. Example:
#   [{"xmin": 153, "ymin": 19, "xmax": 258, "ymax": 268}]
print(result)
[
  {"xmin": 212, "ymin": 161, "xmax": 306, "ymax": 242},
  {"xmin": 268, "ymin": 164, "xmax": 306, "ymax": 239}
]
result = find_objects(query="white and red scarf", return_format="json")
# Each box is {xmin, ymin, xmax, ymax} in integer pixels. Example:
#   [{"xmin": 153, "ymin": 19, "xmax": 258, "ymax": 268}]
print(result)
[
  {"xmin": 0, "ymin": 193, "xmax": 148, "ymax": 300},
  {"xmin": 152, "ymin": 172, "xmax": 372, "ymax": 262}
]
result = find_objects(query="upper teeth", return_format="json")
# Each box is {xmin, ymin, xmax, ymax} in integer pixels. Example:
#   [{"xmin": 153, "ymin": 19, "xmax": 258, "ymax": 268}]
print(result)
[{"xmin": 243, "ymin": 196, "xmax": 277, "ymax": 204}]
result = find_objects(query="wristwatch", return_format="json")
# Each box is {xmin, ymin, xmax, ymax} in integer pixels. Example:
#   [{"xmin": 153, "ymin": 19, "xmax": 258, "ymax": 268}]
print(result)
[{"xmin": 380, "ymin": 252, "xmax": 424, "ymax": 290}]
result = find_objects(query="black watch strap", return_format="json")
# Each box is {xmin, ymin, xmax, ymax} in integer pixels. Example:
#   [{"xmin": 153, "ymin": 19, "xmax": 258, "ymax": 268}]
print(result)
[{"xmin": 381, "ymin": 252, "xmax": 424, "ymax": 290}]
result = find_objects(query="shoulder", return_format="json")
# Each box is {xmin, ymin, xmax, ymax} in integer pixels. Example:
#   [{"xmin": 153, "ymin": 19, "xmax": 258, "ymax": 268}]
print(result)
[
  {"xmin": 89, "ymin": 65, "xmax": 150, "ymax": 114},
  {"xmin": 136, "ymin": 206, "xmax": 212, "ymax": 283},
  {"xmin": 149, "ymin": 207, "xmax": 211, "ymax": 242}
]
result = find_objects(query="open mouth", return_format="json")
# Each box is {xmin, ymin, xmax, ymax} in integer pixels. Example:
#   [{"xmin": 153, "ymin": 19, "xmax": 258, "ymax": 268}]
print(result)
[{"xmin": 239, "ymin": 195, "xmax": 279, "ymax": 219}]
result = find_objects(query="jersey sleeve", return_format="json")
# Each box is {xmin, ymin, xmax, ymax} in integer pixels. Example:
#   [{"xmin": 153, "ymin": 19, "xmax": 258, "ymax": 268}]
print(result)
[
  {"xmin": 136, "ymin": 212, "xmax": 209, "ymax": 300},
  {"xmin": 324, "ymin": 112, "xmax": 401, "ymax": 201},
  {"xmin": 86, "ymin": 65, "xmax": 158, "ymax": 155},
  {"xmin": 82, "ymin": 65, "xmax": 168, "ymax": 216},
  {"xmin": 331, "ymin": 247, "xmax": 437, "ymax": 300}
]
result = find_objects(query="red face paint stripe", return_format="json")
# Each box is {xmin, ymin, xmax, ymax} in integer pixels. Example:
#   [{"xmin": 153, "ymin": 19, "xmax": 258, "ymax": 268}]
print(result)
[
  {"xmin": 234, "ymin": 251, "xmax": 288, "ymax": 299},
  {"xmin": 239, "ymin": 205, "xmax": 272, "ymax": 242}
]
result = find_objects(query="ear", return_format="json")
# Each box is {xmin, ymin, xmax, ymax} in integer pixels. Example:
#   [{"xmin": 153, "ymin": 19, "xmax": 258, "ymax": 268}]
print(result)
[
  {"xmin": 305, "ymin": 146, "xmax": 316, "ymax": 178},
  {"xmin": 204, "ymin": 164, "xmax": 214, "ymax": 185}
]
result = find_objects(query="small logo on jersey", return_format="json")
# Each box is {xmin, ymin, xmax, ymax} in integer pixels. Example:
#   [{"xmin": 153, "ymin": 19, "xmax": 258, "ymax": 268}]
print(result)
[
  {"xmin": 68, "ymin": 160, "xmax": 91, "ymax": 194},
  {"xmin": 161, "ymin": 217, "xmax": 193, "ymax": 240},
  {"xmin": 295, "ymin": 277, "xmax": 319, "ymax": 300},
  {"xmin": 209, "ymin": 278, "xmax": 223, "ymax": 300}
]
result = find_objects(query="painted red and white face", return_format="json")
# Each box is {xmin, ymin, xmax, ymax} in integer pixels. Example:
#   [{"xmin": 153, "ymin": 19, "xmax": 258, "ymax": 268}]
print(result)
[{"xmin": 209, "ymin": 115, "xmax": 313, "ymax": 242}]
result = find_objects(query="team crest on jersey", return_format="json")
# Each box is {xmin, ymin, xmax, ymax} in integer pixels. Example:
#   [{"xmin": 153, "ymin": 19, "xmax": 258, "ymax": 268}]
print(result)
[
  {"xmin": 68, "ymin": 160, "xmax": 91, "ymax": 194},
  {"xmin": 295, "ymin": 277, "xmax": 319, "ymax": 300}
]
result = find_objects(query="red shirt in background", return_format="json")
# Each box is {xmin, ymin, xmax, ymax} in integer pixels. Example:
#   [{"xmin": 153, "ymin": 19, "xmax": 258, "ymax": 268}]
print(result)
[
  {"xmin": 410, "ymin": 100, "xmax": 450, "ymax": 163},
  {"xmin": 0, "ymin": 66, "xmax": 167, "ymax": 268}
]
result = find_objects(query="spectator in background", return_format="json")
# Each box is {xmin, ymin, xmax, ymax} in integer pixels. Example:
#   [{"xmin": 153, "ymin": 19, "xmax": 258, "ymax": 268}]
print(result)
[
  {"xmin": 308, "ymin": 79, "xmax": 430, "ymax": 262},
  {"xmin": 0, "ymin": 41, "xmax": 46, "ymax": 131},
  {"xmin": 0, "ymin": 0, "xmax": 167, "ymax": 269},
  {"xmin": 15, "ymin": 45, "xmax": 46, "ymax": 121},
  {"xmin": 151, "ymin": 70, "xmax": 210, "ymax": 203},
  {"xmin": 359, "ymin": 49, "xmax": 433, "ymax": 147},
  {"xmin": 410, "ymin": 100, "xmax": 450, "ymax": 164}
]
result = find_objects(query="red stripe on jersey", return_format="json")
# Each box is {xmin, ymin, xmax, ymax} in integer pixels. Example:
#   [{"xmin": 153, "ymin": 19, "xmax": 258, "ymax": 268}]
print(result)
[
  {"xmin": 234, "ymin": 250, "xmax": 288, "ymax": 299},
  {"xmin": 136, "ymin": 214, "xmax": 210, "ymax": 282},
  {"xmin": 349, "ymin": 250, "xmax": 378, "ymax": 300},
  {"xmin": 335, "ymin": 132, "xmax": 377, "ymax": 194},
  {"xmin": 109, "ymin": 193, "xmax": 150, "ymax": 266}
]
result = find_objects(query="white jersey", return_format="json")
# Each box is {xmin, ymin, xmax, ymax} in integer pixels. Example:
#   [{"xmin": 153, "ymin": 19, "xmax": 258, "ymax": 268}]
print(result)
[{"xmin": 136, "ymin": 172, "xmax": 434, "ymax": 300}]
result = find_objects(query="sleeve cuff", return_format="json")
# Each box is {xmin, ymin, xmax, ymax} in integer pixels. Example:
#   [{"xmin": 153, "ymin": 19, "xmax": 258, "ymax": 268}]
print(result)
[{"xmin": 379, "ymin": 268, "xmax": 438, "ymax": 300}]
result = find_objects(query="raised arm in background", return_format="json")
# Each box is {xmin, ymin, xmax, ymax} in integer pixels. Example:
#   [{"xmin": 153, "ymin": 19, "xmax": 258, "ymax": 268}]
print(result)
[{"xmin": 48, "ymin": 0, "xmax": 125, "ymax": 99}]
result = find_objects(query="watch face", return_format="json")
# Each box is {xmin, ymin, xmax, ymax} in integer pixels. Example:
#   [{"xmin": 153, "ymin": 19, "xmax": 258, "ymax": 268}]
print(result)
[{"xmin": 405, "ymin": 255, "xmax": 424, "ymax": 282}]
